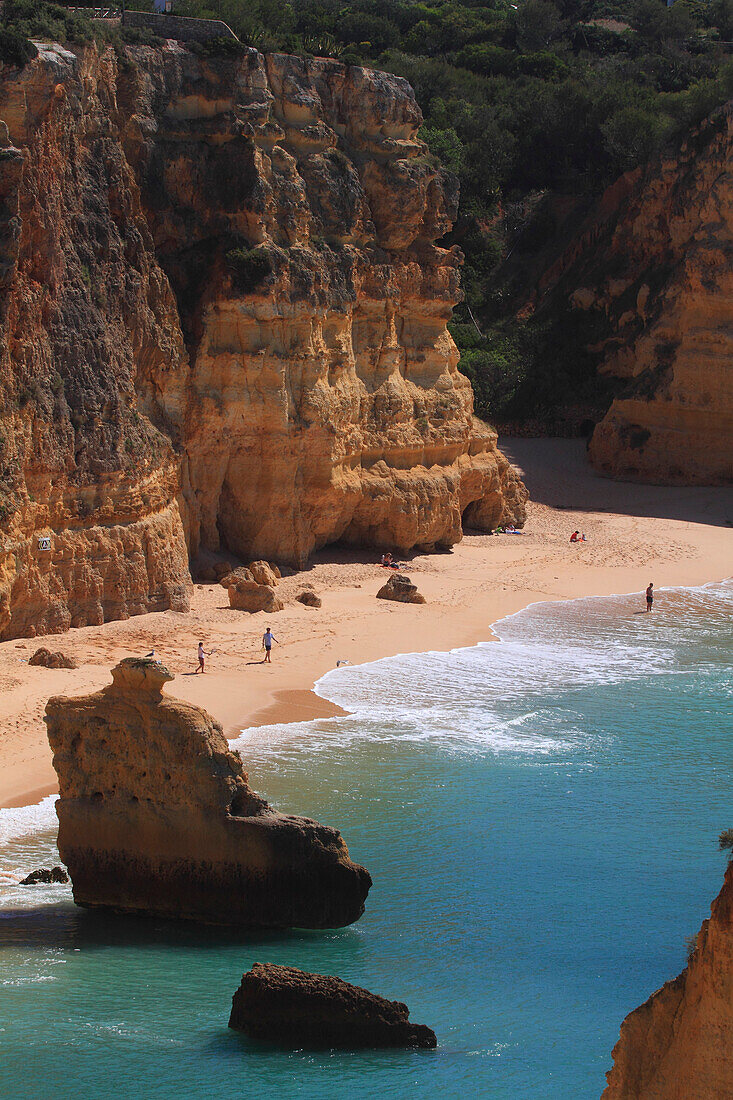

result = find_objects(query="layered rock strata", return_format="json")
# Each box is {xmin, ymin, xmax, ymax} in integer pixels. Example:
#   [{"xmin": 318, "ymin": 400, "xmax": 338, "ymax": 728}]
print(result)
[
  {"xmin": 229, "ymin": 962, "xmax": 437, "ymax": 1048},
  {"xmin": 125, "ymin": 45, "xmax": 527, "ymax": 562},
  {"xmin": 602, "ymin": 861, "xmax": 733, "ymax": 1099},
  {"xmin": 533, "ymin": 109, "xmax": 733, "ymax": 484},
  {"xmin": 45, "ymin": 657, "xmax": 371, "ymax": 927},
  {"xmin": 0, "ymin": 44, "xmax": 192, "ymax": 640},
  {"xmin": 0, "ymin": 39, "xmax": 526, "ymax": 639}
]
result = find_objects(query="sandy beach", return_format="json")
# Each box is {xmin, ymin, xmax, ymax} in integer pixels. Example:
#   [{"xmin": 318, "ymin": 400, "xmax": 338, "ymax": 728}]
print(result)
[{"xmin": 1, "ymin": 438, "xmax": 731, "ymax": 809}]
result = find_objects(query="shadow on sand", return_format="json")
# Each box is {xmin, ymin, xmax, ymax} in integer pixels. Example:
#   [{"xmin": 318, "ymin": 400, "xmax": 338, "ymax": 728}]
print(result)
[{"xmin": 500, "ymin": 439, "xmax": 733, "ymax": 528}]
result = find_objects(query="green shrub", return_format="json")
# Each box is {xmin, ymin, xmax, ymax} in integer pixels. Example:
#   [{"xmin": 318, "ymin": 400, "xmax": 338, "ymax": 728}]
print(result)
[
  {"xmin": 0, "ymin": 0, "xmax": 93, "ymax": 45},
  {"xmin": 0, "ymin": 26, "xmax": 37, "ymax": 66},
  {"xmin": 190, "ymin": 35, "xmax": 246, "ymax": 57},
  {"xmin": 225, "ymin": 246, "xmax": 273, "ymax": 292}
]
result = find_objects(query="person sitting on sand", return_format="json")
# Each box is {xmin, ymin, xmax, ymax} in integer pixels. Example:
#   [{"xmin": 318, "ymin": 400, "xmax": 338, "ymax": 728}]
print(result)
[
  {"xmin": 570, "ymin": 530, "xmax": 580, "ymax": 543},
  {"xmin": 262, "ymin": 628, "xmax": 278, "ymax": 662},
  {"xmin": 646, "ymin": 582, "xmax": 654, "ymax": 612},
  {"xmin": 196, "ymin": 641, "xmax": 207, "ymax": 673}
]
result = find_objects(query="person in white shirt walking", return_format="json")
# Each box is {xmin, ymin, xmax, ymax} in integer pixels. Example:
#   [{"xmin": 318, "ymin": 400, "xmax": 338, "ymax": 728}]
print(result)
[{"xmin": 262, "ymin": 628, "xmax": 278, "ymax": 663}]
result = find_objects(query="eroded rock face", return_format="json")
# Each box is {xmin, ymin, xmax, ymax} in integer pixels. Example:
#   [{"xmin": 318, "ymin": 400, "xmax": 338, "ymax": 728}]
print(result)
[
  {"xmin": 45, "ymin": 657, "xmax": 371, "ymax": 927},
  {"xmin": 602, "ymin": 861, "xmax": 733, "ymax": 1099},
  {"xmin": 229, "ymin": 962, "xmax": 437, "ymax": 1049},
  {"xmin": 0, "ymin": 44, "xmax": 192, "ymax": 640},
  {"xmin": 533, "ymin": 110, "xmax": 733, "ymax": 484},
  {"xmin": 0, "ymin": 41, "xmax": 526, "ymax": 639}
]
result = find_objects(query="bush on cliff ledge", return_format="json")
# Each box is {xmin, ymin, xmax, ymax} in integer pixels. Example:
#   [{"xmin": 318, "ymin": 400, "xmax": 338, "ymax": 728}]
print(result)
[
  {"xmin": 0, "ymin": 26, "xmax": 37, "ymax": 66},
  {"xmin": 719, "ymin": 828, "xmax": 733, "ymax": 859},
  {"xmin": 226, "ymin": 247, "xmax": 274, "ymax": 293}
]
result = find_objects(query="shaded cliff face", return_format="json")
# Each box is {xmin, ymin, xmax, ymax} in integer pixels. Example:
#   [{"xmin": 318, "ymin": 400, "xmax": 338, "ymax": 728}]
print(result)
[
  {"xmin": 533, "ymin": 109, "xmax": 733, "ymax": 485},
  {"xmin": 46, "ymin": 657, "xmax": 371, "ymax": 928},
  {"xmin": 0, "ymin": 40, "xmax": 526, "ymax": 640},
  {"xmin": 602, "ymin": 861, "xmax": 733, "ymax": 1099}
]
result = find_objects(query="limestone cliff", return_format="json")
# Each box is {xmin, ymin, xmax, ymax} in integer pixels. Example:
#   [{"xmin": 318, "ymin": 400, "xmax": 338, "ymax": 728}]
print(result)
[
  {"xmin": 46, "ymin": 657, "xmax": 371, "ymax": 927},
  {"xmin": 0, "ymin": 40, "xmax": 526, "ymax": 639},
  {"xmin": 0, "ymin": 43, "xmax": 192, "ymax": 639},
  {"xmin": 602, "ymin": 862, "xmax": 733, "ymax": 1099},
  {"xmin": 532, "ymin": 108, "xmax": 733, "ymax": 484}
]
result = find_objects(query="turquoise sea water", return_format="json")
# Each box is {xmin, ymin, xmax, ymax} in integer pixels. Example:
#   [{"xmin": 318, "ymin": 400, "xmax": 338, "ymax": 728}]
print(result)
[{"xmin": 1, "ymin": 581, "xmax": 731, "ymax": 1100}]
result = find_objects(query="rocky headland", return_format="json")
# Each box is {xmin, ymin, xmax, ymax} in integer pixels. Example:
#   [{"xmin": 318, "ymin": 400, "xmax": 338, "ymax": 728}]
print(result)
[
  {"xmin": 602, "ymin": 860, "xmax": 733, "ymax": 1099},
  {"xmin": 0, "ymin": 39, "xmax": 526, "ymax": 641},
  {"xmin": 45, "ymin": 656, "xmax": 371, "ymax": 927},
  {"xmin": 229, "ymin": 962, "xmax": 437, "ymax": 1048}
]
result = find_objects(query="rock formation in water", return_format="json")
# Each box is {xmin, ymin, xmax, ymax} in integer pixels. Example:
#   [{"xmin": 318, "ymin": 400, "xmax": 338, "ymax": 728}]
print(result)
[
  {"xmin": 0, "ymin": 39, "xmax": 526, "ymax": 640},
  {"xmin": 602, "ymin": 861, "xmax": 733, "ymax": 1099},
  {"xmin": 19, "ymin": 866, "xmax": 69, "ymax": 885},
  {"xmin": 229, "ymin": 962, "xmax": 437, "ymax": 1048},
  {"xmin": 45, "ymin": 657, "xmax": 371, "ymax": 927},
  {"xmin": 529, "ymin": 109, "xmax": 733, "ymax": 484}
]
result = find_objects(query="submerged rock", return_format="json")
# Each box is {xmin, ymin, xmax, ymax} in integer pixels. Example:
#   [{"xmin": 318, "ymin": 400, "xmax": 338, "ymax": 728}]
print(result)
[
  {"xmin": 20, "ymin": 866, "xmax": 69, "ymax": 885},
  {"xmin": 376, "ymin": 574, "xmax": 426, "ymax": 604},
  {"xmin": 45, "ymin": 658, "xmax": 371, "ymax": 928},
  {"xmin": 229, "ymin": 963, "xmax": 437, "ymax": 1049}
]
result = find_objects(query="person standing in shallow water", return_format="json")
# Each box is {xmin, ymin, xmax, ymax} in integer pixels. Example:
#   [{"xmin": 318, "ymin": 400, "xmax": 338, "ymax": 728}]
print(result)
[
  {"xmin": 646, "ymin": 583, "xmax": 654, "ymax": 612},
  {"xmin": 262, "ymin": 628, "xmax": 277, "ymax": 663}
]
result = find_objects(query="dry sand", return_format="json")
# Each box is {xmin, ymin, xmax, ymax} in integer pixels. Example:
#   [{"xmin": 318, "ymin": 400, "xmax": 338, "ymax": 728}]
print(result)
[{"xmin": 1, "ymin": 438, "xmax": 731, "ymax": 809}]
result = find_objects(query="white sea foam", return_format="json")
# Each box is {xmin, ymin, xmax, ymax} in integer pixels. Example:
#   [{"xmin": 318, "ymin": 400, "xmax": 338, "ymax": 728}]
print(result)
[
  {"xmin": 231, "ymin": 579, "xmax": 733, "ymax": 763},
  {"xmin": 0, "ymin": 795, "xmax": 57, "ymax": 847}
]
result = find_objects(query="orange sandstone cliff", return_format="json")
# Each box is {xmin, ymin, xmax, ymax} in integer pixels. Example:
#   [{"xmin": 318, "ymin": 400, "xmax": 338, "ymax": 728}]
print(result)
[
  {"xmin": 0, "ymin": 41, "xmax": 526, "ymax": 639},
  {"xmin": 529, "ymin": 108, "xmax": 733, "ymax": 484},
  {"xmin": 602, "ymin": 861, "xmax": 733, "ymax": 1100}
]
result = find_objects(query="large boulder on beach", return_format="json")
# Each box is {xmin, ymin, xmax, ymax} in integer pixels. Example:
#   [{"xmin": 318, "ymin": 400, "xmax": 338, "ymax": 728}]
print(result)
[
  {"xmin": 45, "ymin": 658, "xmax": 371, "ymax": 928},
  {"xmin": 376, "ymin": 574, "xmax": 426, "ymax": 604},
  {"xmin": 227, "ymin": 577, "xmax": 284, "ymax": 613},
  {"xmin": 248, "ymin": 561, "xmax": 280, "ymax": 586},
  {"xmin": 229, "ymin": 963, "xmax": 437, "ymax": 1049}
]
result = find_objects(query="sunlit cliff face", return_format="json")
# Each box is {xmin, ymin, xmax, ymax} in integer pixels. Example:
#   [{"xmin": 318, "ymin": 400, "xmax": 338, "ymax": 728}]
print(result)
[{"xmin": 0, "ymin": 41, "xmax": 526, "ymax": 639}]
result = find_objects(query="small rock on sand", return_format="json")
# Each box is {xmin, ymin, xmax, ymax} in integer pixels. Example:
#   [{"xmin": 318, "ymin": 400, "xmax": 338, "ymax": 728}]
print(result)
[
  {"xmin": 28, "ymin": 648, "xmax": 78, "ymax": 669},
  {"xmin": 376, "ymin": 574, "xmax": 426, "ymax": 604},
  {"xmin": 296, "ymin": 590, "xmax": 322, "ymax": 608}
]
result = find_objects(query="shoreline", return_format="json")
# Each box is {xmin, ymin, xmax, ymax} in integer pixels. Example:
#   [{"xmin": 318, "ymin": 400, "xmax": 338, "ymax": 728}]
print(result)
[{"xmin": 1, "ymin": 438, "xmax": 732, "ymax": 810}]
